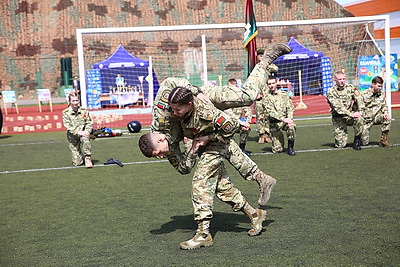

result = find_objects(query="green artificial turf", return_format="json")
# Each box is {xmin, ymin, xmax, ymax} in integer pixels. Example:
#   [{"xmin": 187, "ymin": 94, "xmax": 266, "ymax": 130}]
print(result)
[{"xmin": 1, "ymin": 111, "xmax": 399, "ymax": 266}]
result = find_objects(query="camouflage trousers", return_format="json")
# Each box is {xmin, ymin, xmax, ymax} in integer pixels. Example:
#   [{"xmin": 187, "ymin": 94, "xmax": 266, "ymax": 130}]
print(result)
[
  {"xmin": 361, "ymin": 113, "xmax": 391, "ymax": 145},
  {"xmin": 226, "ymin": 139, "xmax": 259, "ymax": 180},
  {"xmin": 255, "ymin": 100, "xmax": 269, "ymax": 135},
  {"xmin": 270, "ymin": 121, "xmax": 296, "ymax": 153},
  {"xmin": 203, "ymin": 63, "xmax": 270, "ymax": 111},
  {"xmin": 152, "ymin": 62, "xmax": 270, "ymax": 140},
  {"xmin": 192, "ymin": 154, "xmax": 247, "ymax": 221},
  {"xmin": 331, "ymin": 115, "xmax": 363, "ymax": 148},
  {"xmin": 67, "ymin": 132, "xmax": 92, "ymax": 166}
]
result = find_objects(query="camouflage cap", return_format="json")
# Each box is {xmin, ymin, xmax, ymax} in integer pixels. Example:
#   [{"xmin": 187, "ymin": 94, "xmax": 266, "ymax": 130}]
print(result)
[{"xmin": 257, "ymin": 49, "xmax": 264, "ymax": 55}]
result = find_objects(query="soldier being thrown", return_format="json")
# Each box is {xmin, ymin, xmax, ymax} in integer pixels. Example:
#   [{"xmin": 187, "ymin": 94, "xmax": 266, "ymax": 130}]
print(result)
[{"xmin": 62, "ymin": 92, "xmax": 93, "ymax": 168}]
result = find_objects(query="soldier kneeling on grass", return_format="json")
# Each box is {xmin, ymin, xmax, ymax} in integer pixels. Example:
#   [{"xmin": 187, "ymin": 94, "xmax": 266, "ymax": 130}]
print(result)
[
  {"xmin": 62, "ymin": 92, "xmax": 93, "ymax": 168},
  {"xmin": 360, "ymin": 76, "xmax": 393, "ymax": 147}
]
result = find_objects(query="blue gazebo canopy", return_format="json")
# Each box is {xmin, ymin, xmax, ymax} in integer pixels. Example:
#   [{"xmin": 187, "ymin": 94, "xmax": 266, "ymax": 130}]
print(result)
[
  {"xmin": 93, "ymin": 45, "xmax": 149, "ymax": 69},
  {"xmin": 274, "ymin": 37, "xmax": 325, "ymax": 95},
  {"xmin": 276, "ymin": 37, "xmax": 324, "ymax": 61},
  {"xmin": 91, "ymin": 45, "xmax": 159, "ymax": 103}
]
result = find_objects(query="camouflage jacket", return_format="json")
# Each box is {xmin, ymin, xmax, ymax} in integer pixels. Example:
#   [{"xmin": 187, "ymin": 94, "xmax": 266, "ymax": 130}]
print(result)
[
  {"xmin": 62, "ymin": 106, "xmax": 92, "ymax": 135},
  {"xmin": 180, "ymin": 98, "xmax": 241, "ymax": 145},
  {"xmin": 361, "ymin": 88, "xmax": 388, "ymax": 121},
  {"xmin": 326, "ymin": 84, "xmax": 364, "ymax": 117},
  {"xmin": 152, "ymin": 77, "xmax": 200, "ymax": 134},
  {"xmin": 165, "ymin": 141, "xmax": 197, "ymax": 175},
  {"xmin": 225, "ymin": 106, "xmax": 252, "ymax": 122},
  {"xmin": 262, "ymin": 90, "xmax": 294, "ymax": 122}
]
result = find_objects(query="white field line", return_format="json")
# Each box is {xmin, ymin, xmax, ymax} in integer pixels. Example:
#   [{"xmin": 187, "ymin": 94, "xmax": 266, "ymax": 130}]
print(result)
[
  {"xmin": 0, "ymin": 160, "xmax": 168, "ymax": 174},
  {"xmin": 1, "ymin": 144, "xmax": 397, "ymax": 175}
]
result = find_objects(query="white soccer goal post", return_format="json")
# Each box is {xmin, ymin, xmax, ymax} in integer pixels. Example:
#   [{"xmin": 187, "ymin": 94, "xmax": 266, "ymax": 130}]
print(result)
[{"xmin": 77, "ymin": 15, "xmax": 392, "ymax": 115}]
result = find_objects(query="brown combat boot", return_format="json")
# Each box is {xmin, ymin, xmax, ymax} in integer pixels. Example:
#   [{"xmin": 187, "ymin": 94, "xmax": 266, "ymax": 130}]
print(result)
[
  {"xmin": 85, "ymin": 156, "xmax": 93, "ymax": 168},
  {"xmin": 241, "ymin": 201, "xmax": 267, "ymax": 236},
  {"xmin": 180, "ymin": 220, "xmax": 213, "ymax": 250},
  {"xmin": 254, "ymin": 169, "xmax": 277, "ymax": 205},
  {"xmin": 264, "ymin": 133, "xmax": 272, "ymax": 143},
  {"xmin": 379, "ymin": 131, "xmax": 393, "ymax": 147},
  {"xmin": 261, "ymin": 44, "xmax": 293, "ymax": 66}
]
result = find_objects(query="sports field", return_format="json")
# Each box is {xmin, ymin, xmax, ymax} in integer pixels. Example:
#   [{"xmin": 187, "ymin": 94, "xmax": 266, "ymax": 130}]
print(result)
[{"xmin": 1, "ymin": 111, "xmax": 399, "ymax": 266}]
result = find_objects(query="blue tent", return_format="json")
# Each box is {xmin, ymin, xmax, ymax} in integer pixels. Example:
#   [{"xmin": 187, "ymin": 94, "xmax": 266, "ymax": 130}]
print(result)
[
  {"xmin": 274, "ymin": 37, "xmax": 325, "ymax": 95},
  {"xmin": 92, "ymin": 45, "xmax": 159, "ymax": 103}
]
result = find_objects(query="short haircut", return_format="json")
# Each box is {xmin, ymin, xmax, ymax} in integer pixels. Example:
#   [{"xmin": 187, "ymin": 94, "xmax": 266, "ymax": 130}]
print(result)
[
  {"xmin": 138, "ymin": 133, "xmax": 156, "ymax": 158},
  {"xmin": 168, "ymin": 86, "xmax": 193, "ymax": 105},
  {"xmin": 372, "ymin": 76, "xmax": 384, "ymax": 84},
  {"xmin": 334, "ymin": 71, "xmax": 345, "ymax": 78},
  {"xmin": 68, "ymin": 91, "xmax": 79, "ymax": 104},
  {"xmin": 227, "ymin": 78, "xmax": 237, "ymax": 85}
]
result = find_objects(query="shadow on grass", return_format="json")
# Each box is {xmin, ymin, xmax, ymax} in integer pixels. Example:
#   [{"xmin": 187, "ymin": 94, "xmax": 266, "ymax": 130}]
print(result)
[
  {"xmin": 247, "ymin": 136, "xmax": 259, "ymax": 142},
  {"xmin": 260, "ymin": 146, "xmax": 272, "ymax": 153},
  {"xmin": 0, "ymin": 135, "xmax": 12, "ymax": 139},
  {"xmin": 321, "ymin": 141, "xmax": 381, "ymax": 148},
  {"xmin": 321, "ymin": 142, "xmax": 336, "ymax": 148},
  {"xmin": 150, "ymin": 211, "xmax": 275, "ymax": 236}
]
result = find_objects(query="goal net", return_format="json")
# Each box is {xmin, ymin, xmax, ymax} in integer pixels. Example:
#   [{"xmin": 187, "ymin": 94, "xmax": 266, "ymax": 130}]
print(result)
[{"xmin": 77, "ymin": 15, "xmax": 392, "ymax": 130}]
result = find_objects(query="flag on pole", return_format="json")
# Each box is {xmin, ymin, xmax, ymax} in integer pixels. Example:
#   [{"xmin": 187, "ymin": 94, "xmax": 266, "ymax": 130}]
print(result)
[{"xmin": 243, "ymin": 0, "xmax": 258, "ymax": 75}]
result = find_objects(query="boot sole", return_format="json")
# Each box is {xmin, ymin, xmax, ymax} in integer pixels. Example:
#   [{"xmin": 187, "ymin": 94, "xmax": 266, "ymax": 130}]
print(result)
[
  {"xmin": 258, "ymin": 178, "xmax": 277, "ymax": 206},
  {"xmin": 180, "ymin": 240, "xmax": 213, "ymax": 250}
]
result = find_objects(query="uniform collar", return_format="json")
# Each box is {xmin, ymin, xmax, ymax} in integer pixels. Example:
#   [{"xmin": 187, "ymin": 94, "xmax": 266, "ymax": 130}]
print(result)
[{"xmin": 69, "ymin": 106, "xmax": 81, "ymax": 114}]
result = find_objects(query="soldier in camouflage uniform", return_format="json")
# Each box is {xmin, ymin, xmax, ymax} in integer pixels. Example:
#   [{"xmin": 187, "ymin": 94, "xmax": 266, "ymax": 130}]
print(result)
[
  {"xmin": 224, "ymin": 78, "xmax": 253, "ymax": 156},
  {"xmin": 262, "ymin": 76, "xmax": 296, "ymax": 155},
  {"xmin": 138, "ymin": 132, "xmax": 267, "ymax": 250},
  {"xmin": 326, "ymin": 71, "xmax": 364, "ymax": 150},
  {"xmin": 149, "ymin": 43, "xmax": 291, "ymax": 201},
  {"xmin": 62, "ymin": 92, "xmax": 93, "ymax": 168},
  {"xmin": 360, "ymin": 76, "xmax": 392, "ymax": 147},
  {"xmin": 167, "ymin": 87, "xmax": 276, "ymax": 249}
]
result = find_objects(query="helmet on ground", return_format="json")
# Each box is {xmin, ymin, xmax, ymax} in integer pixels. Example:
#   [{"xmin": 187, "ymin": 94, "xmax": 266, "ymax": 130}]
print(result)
[{"xmin": 127, "ymin": 120, "xmax": 142, "ymax": 133}]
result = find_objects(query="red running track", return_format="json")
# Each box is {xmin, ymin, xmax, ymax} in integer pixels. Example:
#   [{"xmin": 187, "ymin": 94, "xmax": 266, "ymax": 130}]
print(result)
[{"xmin": 1, "ymin": 92, "xmax": 399, "ymax": 135}]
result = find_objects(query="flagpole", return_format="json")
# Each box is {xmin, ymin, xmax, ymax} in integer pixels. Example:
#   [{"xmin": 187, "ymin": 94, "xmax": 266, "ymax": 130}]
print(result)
[{"xmin": 244, "ymin": 0, "xmax": 258, "ymax": 76}]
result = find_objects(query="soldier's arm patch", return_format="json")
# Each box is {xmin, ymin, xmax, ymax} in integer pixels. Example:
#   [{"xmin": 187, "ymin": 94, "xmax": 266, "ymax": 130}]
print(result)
[
  {"xmin": 220, "ymin": 121, "xmax": 234, "ymax": 133},
  {"xmin": 161, "ymin": 89, "xmax": 171, "ymax": 103},
  {"xmin": 216, "ymin": 116, "xmax": 226, "ymax": 127},
  {"xmin": 156, "ymin": 102, "xmax": 167, "ymax": 110},
  {"xmin": 354, "ymin": 89, "xmax": 360, "ymax": 96}
]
